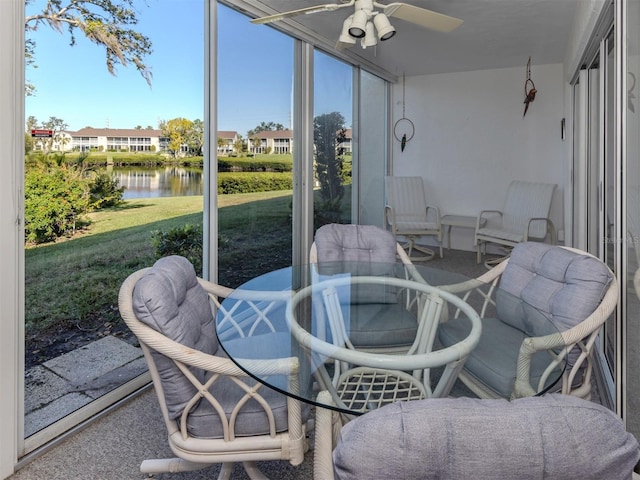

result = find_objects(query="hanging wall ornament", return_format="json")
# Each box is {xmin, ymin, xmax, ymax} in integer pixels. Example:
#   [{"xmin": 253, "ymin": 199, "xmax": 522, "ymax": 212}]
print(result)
[
  {"xmin": 629, "ymin": 72, "xmax": 636, "ymax": 113},
  {"xmin": 394, "ymin": 74, "xmax": 415, "ymax": 152},
  {"xmin": 523, "ymin": 56, "xmax": 537, "ymax": 117}
]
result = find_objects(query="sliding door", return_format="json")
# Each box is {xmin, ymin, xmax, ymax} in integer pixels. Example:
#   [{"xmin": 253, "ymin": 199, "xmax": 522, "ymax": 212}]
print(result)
[
  {"xmin": 572, "ymin": 18, "xmax": 618, "ymax": 408},
  {"xmin": 216, "ymin": 4, "xmax": 294, "ymax": 286},
  {"xmin": 625, "ymin": 0, "xmax": 640, "ymax": 441},
  {"xmin": 22, "ymin": 0, "xmax": 205, "ymax": 456}
]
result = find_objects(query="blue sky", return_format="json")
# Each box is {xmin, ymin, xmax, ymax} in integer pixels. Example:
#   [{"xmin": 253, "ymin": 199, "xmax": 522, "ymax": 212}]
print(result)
[{"xmin": 25, "ymin": 0, "xmax": 353, "ymax": 136}]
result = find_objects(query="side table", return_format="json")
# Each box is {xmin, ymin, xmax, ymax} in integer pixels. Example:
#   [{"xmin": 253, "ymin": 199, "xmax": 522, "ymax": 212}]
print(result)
[{"xmin": 441, "ymin": 214, "xmax": 486, "ymax": 250}]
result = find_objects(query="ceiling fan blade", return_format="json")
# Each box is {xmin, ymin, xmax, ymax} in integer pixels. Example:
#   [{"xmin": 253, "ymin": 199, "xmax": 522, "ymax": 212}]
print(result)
[
  {"xmin": 336, "ymin": 40, "xmax": 355, "ymax": 51},
  {"xmin": 382, "ymin": 3, "xmax": 463, "ymax": 32},
  {"xmin": 251, "ymin": 2, "xmax": 352, "ymax": 25}
]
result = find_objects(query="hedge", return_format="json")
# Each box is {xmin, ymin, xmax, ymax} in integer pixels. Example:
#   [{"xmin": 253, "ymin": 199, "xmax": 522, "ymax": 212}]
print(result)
[
  {"xmin": 218, "ymin": 158, "xmax": 292, "ymax": 172},
  {"xmin": 218, "ymin": 172, "xmax": 293, "ymax": 194},
  {"xmin": 60, "ymin": 154, "xmax": 292, "ymax": 172}
]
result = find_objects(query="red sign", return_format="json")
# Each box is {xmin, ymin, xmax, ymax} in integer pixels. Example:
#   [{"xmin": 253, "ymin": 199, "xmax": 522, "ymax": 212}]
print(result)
[{"xmin": 31, "ymin": 129, "xmax": 53, "ymax": 138}]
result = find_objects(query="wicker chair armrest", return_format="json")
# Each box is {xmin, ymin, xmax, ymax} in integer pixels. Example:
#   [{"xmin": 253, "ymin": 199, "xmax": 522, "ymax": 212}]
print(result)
[
  {"xmin": 130, "ymin": 316, "xmax": 300, "ymax": 377},
  {"xmin": 512, "ymin": 275, "xmax": 618, "ymax": 398},
  {"xmin": 557, "ymin": 275, "xmax": 619, "ymax": 347}
]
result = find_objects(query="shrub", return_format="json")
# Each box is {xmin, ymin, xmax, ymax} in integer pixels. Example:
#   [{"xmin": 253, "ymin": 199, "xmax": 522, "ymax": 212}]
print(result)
[
  {"xmin": 25, "ymin": 164, "xmax": 91, "ymax": 244},
  {"xmin": 151, "ymin": 223, "xmax": 203, "ymax": 275},
  {"xmin": 89, "ymin": 171, "xmax": 125, "ymax": 209}
]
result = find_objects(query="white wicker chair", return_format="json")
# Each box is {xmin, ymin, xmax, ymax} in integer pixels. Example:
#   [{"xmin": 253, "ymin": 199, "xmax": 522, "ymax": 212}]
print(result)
[
  {"xmin": 118, "ymin": 256, "xmax": 308, "ymax": 480},
  {"xmin": 313, "ymin": 392, "xmax": 640, "ymax": 480},
  {"xmin": 475, "ymin": 180, "xmax": 556, "ymax": 263},
  {"xmin": 384, "ymin": 176, "xmax": 443, "ymax": 260},
  {"xmin": 309, "ymin": 223, "xmax": 428, "ymax": 355},
  {"xmin": 438, "ymin": 243, "xmax": 618, "ymax": 400}
]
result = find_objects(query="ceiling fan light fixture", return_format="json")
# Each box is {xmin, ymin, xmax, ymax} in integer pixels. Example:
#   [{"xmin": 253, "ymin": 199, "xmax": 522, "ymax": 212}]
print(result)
[
  {"xmin": 348, "ymin": 9, "xmax": 368, "ymax": 38},
  {"xmin": 339, "ymin": 15, "xmax": 357, "ymax": 44},
  {"xmin": 360, "ymin": 21, "xmax": 377, "ymax": 48},
  {"xmin": 373, "ymin": 13, "xmax": 396, "ymax": 41}
]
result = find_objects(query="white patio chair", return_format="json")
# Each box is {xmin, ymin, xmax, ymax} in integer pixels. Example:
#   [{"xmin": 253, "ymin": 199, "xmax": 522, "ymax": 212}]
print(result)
[
  {"xmin": 118, "ymin": 255, "xmax": 308, "ymax": 480},
  {"xmin": 384, "ymin": 176, "xmax": 443, "ymax": 260},
  {"xmin": 475, "ymin": 180, "xmax": 556, "ymax": 263},
  {"xmin": 438, "ymin": 242, "xmax": 618, "ymax": 400}
]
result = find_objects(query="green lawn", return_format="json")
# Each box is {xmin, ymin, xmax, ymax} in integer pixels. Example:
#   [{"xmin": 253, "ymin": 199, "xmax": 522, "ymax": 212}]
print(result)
[{"xmin": 25, "ymin": 191, "xmax": 293, "ymax": 335}]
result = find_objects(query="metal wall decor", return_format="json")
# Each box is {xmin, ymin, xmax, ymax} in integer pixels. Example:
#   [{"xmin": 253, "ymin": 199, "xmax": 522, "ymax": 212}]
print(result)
[
  {"xmin": 629, "ymin": 72, "xmax": 636, "ymax": 113},
  {"xmin": 523, "ymin": 56, "xmax": 537, "ymax": 117},
  {"xmin": 394, "ymin": 74, "xmax": 415, "ymax": 151}
]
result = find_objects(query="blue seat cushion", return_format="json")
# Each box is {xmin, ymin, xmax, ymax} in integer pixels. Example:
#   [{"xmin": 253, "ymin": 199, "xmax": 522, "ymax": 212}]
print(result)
[
  {"xmin": 438, "ymin": 316, "xmax": 562, "ymax": 398},
  {"xmin": 187, "ymin": 331, "xmax": 308, "ymax": 438},
  {"xmin": 332, "ymin": 395, "xmax": 640, "ymax": 480},
  {"xmin": 341, "ymin": 303, "xmax": 418, "ymax": 348}
]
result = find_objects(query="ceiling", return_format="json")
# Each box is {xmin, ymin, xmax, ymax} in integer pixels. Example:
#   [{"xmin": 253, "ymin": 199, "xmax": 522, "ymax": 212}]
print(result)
[{"xmin": 246, "ymin": 0, "xmax": 583, "ymax": 77}]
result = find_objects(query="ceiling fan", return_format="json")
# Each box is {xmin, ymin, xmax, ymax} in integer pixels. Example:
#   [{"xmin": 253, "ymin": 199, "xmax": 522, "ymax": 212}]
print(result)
[{"xmin": 250, "ymin": 0, "xmax": 463, "ymax": 50}]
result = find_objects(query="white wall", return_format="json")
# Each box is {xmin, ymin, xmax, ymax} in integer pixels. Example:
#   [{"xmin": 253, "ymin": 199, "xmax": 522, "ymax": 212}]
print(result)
[{"xmin": 391, "ymin": 63, "xmax": 567, "ymax": 251}]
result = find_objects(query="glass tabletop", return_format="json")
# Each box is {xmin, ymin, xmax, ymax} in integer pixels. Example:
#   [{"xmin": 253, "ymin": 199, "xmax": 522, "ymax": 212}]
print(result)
[{"xmin": 215, "ymin": 262, "xmax": 567, "ymax": 416}]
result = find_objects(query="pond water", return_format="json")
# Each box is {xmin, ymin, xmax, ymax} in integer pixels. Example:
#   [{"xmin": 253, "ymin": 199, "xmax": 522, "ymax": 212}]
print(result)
[{"xmin": 111, "ymin": 166, "xmax": 203, "ymax": 199}]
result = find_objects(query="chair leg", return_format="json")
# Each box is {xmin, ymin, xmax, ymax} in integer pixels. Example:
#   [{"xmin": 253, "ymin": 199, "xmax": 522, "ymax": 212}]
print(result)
[
  {"xmin": 217, "ymin": 463, "xmax": 234, "ymax": 480},
  {"xmin": 242, "ymin": 461, "xmax": 270, "ymax": 480},
  {"xmin": 141, "ymin": 458, "xmax": 213, "ymax": 474},
  {"xmin": 405, "ymin": 237, "xmax": 435, "ymax": 261}
]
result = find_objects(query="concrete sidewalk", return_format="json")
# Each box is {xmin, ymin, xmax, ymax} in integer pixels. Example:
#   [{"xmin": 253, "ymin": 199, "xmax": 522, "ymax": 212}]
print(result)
[{"xmin": 25, "ymin": 335, "xmax": 146, "ymax": 437}]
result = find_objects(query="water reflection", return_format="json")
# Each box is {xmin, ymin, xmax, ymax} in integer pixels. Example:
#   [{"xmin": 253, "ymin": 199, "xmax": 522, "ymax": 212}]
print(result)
[{"xmin": 112, "ymin": 166, "xmax": 203, "ymax": 199}]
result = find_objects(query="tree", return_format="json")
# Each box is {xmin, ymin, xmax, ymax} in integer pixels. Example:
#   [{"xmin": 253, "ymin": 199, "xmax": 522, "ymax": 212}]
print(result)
[
  {"xmin": 25, "ymin": 0, "xmax": 153, "ymax": 94},
  {"xmin": 160, "ymin": 117, "xmax": 193, "ymax": 158},
  {"xmin": 217, "ymin": 137, "xmax": 227, "ymax": 154},
  {"xmin": 251, "ymin": 135, "xmax": 262, "ymax": 155},
  {"xmin": 26, "ymin": 116, "xmax": 69, "ymax": 155},
  {"xmin": 314, "ymin": 112, "xmax": 347, "ymax": 225},
  {"xmin": 187, "ymin": 119, "xmax": 204, "ymax": 156},
  {"xmin": 233, "ymin": 136, "xmax": 246, "ymax": 156},
  {"xmin": 24, "ymin": 115, "xmax": 39, "ymax": 153},
  {"xmin": 247, "ymin": 121, "xmax": 285, "ymax": 137}
]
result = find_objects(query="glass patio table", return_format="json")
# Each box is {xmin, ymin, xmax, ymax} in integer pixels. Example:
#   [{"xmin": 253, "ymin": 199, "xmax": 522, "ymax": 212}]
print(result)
[{"xmin": 215, "ymin": 262, "xmax": 567, "ymax": 416}]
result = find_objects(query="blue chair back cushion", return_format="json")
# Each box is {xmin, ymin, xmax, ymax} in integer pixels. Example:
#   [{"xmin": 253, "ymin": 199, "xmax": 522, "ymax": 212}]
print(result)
[
  {"xmin": 132, "ymin": 256, "xmax": 297, "ymax": 437},
  {"xmin": 133, "ymin": 256, "xmax": 218, "ymax": 420},
  {"xmin": 314, "ymin": 223, "xmax": 398, "ymax": 264},
  {"xmin": 498, "ymin": 242, "xmax": 612, "ymax": 335},
  {"xmin": 332, "ymin": 395, "xmax": 640, "ymax": 480},
  {"xmin": 314, "ymin": 223, "xmax": 399, "ymax": 304}
]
